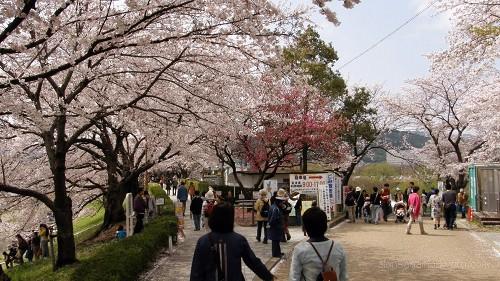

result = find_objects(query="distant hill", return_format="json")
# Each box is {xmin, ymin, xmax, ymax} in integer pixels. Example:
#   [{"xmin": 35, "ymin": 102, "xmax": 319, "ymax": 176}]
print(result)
[{"xmin": 363, "ymin": 130, "xmax": 429, "ymax": 163}]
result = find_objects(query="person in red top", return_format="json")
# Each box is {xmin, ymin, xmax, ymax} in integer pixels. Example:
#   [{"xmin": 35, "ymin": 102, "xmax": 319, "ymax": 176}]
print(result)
[
  {"xmin": 406, "ymin": 186, "xmax": 427, "ymax": 235},
  {"xmin": 381, "ymin": 183, "xmax": 391, "ymax": 222}
]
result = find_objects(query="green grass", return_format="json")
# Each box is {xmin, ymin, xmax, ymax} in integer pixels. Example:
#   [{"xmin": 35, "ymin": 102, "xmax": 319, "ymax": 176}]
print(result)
[{"xmin": 7, "ymin": 215, "xmax": 177, "ymax": 281}]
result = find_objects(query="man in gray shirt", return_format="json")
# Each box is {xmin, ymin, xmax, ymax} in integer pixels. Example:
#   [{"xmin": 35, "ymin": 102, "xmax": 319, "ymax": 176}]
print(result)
[{"xmin": 442, "ymin": 185, "xmax": 457, "ymax": 230}]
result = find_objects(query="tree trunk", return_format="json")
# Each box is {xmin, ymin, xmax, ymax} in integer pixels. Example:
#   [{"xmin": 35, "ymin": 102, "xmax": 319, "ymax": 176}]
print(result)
[
  {"xmin": 102, "ymin": 170, "xmax": 126, "ymax": 229},
  {"xmin": 301, "ymin": 144, "xmax": 308, "ymax": 173},
  {"xmin": 53, "ymin": 203, "xmax": 77, "ymax": 268},
  {"xmin": 341, "ymin": 160, "xmax": 360, "ymax": 187}
]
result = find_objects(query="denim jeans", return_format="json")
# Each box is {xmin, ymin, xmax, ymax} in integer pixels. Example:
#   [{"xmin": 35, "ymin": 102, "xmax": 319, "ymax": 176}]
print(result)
[
  {"xmin": 445, "ymin": 204, "xmax": 457, "ymax": 229},
  {"xmin": 193, "ymin": 214, "xmax": 201, "ymax": 230},
  {"xmin": 256, "ymin": 221, "xmax": 268, "ymax": 242}
]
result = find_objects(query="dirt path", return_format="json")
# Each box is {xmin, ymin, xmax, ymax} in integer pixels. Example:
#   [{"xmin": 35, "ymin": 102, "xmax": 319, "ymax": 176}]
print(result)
[{"xmin": 275, "ymin": 218, "xmax": 500, "ymax": 280}]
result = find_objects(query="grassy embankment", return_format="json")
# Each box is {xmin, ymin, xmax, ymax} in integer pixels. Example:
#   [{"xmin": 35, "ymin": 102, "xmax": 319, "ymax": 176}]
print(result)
[{"xmin": 7, "ymin": 185, "xmax": 176, "ymax": 281}]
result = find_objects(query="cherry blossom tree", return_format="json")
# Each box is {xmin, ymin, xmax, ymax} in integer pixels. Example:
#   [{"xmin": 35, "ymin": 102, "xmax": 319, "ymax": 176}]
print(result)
[
  {"xmin": 387, "ymin": 67, "xmax": 496, "ymax": 190},
  {"xmin": 433, "ymin": 0, "xmax": 499, "ymax": 69},
  {"xmin": 0, "ymin": 0, "xmax": 302, "ymax": 267}
]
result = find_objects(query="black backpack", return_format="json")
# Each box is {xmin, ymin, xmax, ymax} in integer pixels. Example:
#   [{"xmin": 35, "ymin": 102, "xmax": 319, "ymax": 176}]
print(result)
[
  {"xmin": 260, "ymin": 200, "xmax": 270, "ymax": 218},
  {"xmin": 209, "ymin": 234, "xmax": 227, "ymax": 281}
]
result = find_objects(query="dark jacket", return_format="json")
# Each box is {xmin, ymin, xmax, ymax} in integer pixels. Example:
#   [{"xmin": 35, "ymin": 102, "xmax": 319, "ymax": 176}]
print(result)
[
  {"xmin": 190, "ymin": 196, "xmax": 203, "ymax": 215},
  {"xmin": 370, "ymin": 192, "xmax": 381, "ymax": 206},
  {"xmin": 190, "ymin": 232, "xmax": 273, "ymax": 281},
  {"xmin": 345, "ymin": 191, "xmax": 356, "ymax": 206},
  {"xmin": 268, "ymin": 203, "xmax": 283, "ymax": 241},
  {"xmin": 355, "ymin": 191, "xmax": 364, "ymax": 205},
  {"xmin": 133, "ymin": 195, "xmax": 146, "ymax": 214}
]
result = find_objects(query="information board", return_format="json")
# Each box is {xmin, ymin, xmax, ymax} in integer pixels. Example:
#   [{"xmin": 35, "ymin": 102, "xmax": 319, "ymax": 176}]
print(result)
[{"xmin": 290, "ymin": 173, "xmax": 332, "ymax": 220}]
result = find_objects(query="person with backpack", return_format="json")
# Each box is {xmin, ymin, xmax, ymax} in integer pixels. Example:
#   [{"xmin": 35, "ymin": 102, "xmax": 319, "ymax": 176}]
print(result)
[
  {"xmin": 190, "ymin": 202, "xmax": 275, "ymax": 281},
  {"xmin": 344, "ymin": 186, "xmax": 356, "ymax": 223},
  {"xmin": 289, "ymin": 207, "xmax": 347, "ymax": 281},
  {"xmin": 269, "ymin": 189, "xmax": 286, "ymax": 258},
  {"xmin": 254, "ymin": 189, "xmax": 269, "ymax": 244},
  {"xmin": 191, "ymin": 190, "xmax": 204, "ymax": 231},
  {"xmin": 202, "ymin": 189, "xmax": 217, "ymax": 232}
]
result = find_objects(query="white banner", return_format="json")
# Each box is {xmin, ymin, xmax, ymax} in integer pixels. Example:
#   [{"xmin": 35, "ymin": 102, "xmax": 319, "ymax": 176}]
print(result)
[{"xmin": 290, "ymin": 173, "xmax": 332, "ymax": 220}]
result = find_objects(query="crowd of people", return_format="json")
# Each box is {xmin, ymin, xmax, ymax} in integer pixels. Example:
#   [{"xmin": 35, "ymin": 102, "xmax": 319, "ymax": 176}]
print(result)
[
  {"xmin": 344, "ymin": 181, "xmax": 469, "ymax": 234},
  {"xmin": 1, "ymin": 224, "xmax": 51, "ymax": 272},
  {"xmin": 189, "ymin": 193, "xmax": 348, "ymax": 281}
]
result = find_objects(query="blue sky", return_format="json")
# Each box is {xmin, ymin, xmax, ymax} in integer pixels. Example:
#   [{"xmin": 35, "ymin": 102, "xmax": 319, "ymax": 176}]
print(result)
[{"xmin": 285, "ymin": 0, "xmax": 451, "ymax": 94}]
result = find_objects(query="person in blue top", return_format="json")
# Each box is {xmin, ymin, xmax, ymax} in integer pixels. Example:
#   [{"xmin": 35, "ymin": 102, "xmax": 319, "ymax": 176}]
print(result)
[
  {"xmin": 177, "ymin": 181, "xmax": 188, "ymax": 216},
  {"xmin": 268, "ymin": 188, "xmax": 287, "ymax": 258},
  {"xmin": 115, "ymin": 225, "xmax": 127, "ymax": 240}
]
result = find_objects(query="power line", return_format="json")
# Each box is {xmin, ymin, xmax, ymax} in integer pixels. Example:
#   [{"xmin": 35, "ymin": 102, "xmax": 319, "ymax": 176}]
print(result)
[{"xmin": 337, "ymin": 1, "xmax": 437, "ymax": 71}]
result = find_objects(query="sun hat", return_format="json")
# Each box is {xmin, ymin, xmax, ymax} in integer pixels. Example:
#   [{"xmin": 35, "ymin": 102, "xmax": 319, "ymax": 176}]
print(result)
[
  {"xmin": 396, "ymin": 187, "xmax": 400, "ymax": 191},
  {"xmin": 355, "ymin": 186, "xmax": 361, "ymax": 192},
  {"xmin": 259, "ymin": 189, "xmax": 268, "ymax": 196},
  {"xmin": 275, "ymin": 188, "xmax": 288, "ymax": 200},
  {"xmin": 205, "ymin": 190, "xmax": 215, "ymax": 200}
]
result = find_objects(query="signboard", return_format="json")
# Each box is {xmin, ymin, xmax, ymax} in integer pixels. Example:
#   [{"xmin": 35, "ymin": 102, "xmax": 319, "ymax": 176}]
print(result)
[
  {"xmin": 334, "ymin": 177, "xmax": 342, "ymax": 205},
  {"xmin": 327, "ymin": 174, "xmax": 335, "ymax": 206},
  {"xmin": 155, "ymin": 198, "xmax": 165, "ymax": 206},
  {"xmin": 290, "ymin": 173, "xmax": 332, "ymax": 220},
  {"xmin": 263, "ymin": 179, "xmax": 278, "ymax": 195},
  {"xmin": 290, "ymin": 174, "xmax": 328, "ymax": 196}
]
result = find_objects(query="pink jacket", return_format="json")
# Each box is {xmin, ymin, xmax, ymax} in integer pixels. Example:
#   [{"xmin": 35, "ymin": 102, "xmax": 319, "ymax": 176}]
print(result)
[{"xmin": 408, "ymin": 193, "xmax": 421, "ymax": 217}]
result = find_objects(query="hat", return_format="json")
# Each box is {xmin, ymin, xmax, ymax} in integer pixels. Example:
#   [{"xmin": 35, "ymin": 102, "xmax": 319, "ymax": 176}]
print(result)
[
  {"xmin": 275, "ymin": 188, "xmax": 288, "ymax": 200},
  {"xmin": 208, "ymin": 186, "xmax": 214, "ymax": 191},
  {"xmin": 205, "ymin": 190, "xmax": 215, "ymax": 200},
  {"xmin": 259, "ymin": 189, "xmax": 268, "ymax": 196},
  {"xmin": 460, "ymin": 188, "xmax": 464, "ymax": 192},
  {"xmin": 396, "ymin": 187, "xmax": 400, "ymax": 191},
  {"xmin": 355, "ymin": 186, "xmax": 361, "ymax": 192}
]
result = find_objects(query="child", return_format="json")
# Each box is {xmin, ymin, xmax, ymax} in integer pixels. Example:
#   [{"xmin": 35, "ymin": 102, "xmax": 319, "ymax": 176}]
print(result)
[
  {"xmin": 115, "ymin": 225, "xmax": 127, "ymax": 240},
  {"xmin": 363, "ymin": 196, "xmax": 371, "ymax": 223}
]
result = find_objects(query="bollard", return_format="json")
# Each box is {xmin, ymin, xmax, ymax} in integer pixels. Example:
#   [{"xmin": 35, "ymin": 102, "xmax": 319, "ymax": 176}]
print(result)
[{"xmin": 168, "ymin": 236, "xmax": 173, "ymax": 255}]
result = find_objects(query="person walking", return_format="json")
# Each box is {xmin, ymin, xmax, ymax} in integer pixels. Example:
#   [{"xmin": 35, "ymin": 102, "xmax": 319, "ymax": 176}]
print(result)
[
  {"xmin": 188, "ymin": 182, "xmax": 196, "ymax": 201},
  {"xmin": 354, "ymin": 187, "xmax": 364, "ymax": 220},
  {"xmin": 190, "ymin": 190, "xmax": 203, "ymax": 231},
  {"xmin": 190, "ymin": 203, "xmax": 275, "ymax": 281},
  {"xmin": 345, "ymin": 186, "xmax": 356, "ymax": 223},
  {"xmin": 406, "ymin": 186, "xmax": 427, "ymax": 235},
  {"xmin": 370, "ymin": 187, "xmax": 381, "ymax": 224},
  {"xmin": 381, "ymin": 183, "xmax": 391, "ymax": 222},
  {"xmin": 457, "ymin": 188, "xmax": 469, "ymax": 219},
  {"xmin": 294, "ymin": 194, "xmax": 303, "ymax": 226},
  {"xmin": 202, "ymin": 189, "xmax": 217, "ymax": 231},
  {"xmin": 269, "ymin": 189, "xmax": 286, "ymax": 258},
  {"xmin": 289, "ymin": 207, "xmax": 348, "ymax": 281},
  {"xmin": 172, "ymin": 177, "xmax": 178, "ymax": 196},
  {"xmin": 177, "ymin": 181, "xmax": 188, "ymax": 216},
  {"xmin": 429, "ymin": 189, "xmax": 442, "ymax": 229},
  {"xmin": 254, "ymin": 189, "xmax": 269, "ymax": 244},
  {"xmin": 281, "ymin": 193, "xmax": 292, "ymax": 242},
  {"xmin": 442, "ymin": 184, "xmax": 457, "ymax": 230},
  {"xmin": 39, "ymin": 224, "xmax": 50, "ymax": 258},
  {"xmin": 166, "ymin": 177, "xmax": 172, "ymax": 196},
  {"xmin": 133, "ymin": 189, "xmax": 147, "ymax": 234}
]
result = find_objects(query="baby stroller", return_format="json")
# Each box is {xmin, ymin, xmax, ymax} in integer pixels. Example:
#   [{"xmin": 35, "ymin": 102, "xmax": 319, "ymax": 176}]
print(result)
[{"xmin": 393, "ymin": 201, "xmax": 406, "ymax": 223}]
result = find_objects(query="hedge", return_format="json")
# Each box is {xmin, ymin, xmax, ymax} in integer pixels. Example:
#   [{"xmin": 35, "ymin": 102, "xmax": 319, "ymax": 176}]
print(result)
[{"xmin": 70, "ymin": 215, "xmax": 177, "ymax": 281}]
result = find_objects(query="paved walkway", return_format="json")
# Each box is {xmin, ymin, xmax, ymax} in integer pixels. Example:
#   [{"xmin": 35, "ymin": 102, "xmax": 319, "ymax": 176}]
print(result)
[
  {"xmin": 140, "ymin": 198, "xmax": 305, "ymax": 281},
  {"xmin": 274, "ymin": 217, "xmax": 500, "ymax": 280}
]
